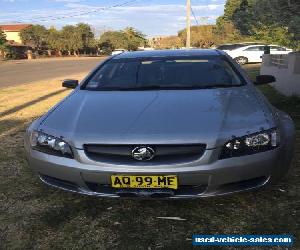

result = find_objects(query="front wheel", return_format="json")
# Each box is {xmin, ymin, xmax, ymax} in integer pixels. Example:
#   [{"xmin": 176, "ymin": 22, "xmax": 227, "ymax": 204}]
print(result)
[{"xmin": 234, "ymin": 56, "xmax": 248, "ymax": 65}]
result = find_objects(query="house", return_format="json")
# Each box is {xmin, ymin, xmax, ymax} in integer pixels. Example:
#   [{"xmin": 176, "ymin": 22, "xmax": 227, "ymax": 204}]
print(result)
[
  {"xmin": 0, "ymin": 24, "xmax": 31, "ymax": 44},
  {"xmin": 0, "ymin": 24, "xmax": 32, "ymax": 59}
]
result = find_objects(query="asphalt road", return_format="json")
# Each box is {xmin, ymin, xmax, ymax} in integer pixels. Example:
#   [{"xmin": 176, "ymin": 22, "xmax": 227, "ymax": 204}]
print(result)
[{"xmin": 0, "ymin": 57, "xmax": 104, "ymax": 88}]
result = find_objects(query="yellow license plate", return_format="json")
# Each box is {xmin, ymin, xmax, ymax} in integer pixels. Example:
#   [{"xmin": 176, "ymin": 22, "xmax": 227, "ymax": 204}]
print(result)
[{"xmin": 111, "ymin": 175, "xmax": 178, "ymax": 189}]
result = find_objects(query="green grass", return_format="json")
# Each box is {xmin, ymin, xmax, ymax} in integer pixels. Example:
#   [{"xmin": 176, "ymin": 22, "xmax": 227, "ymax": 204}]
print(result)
[
  {"xmin": 243, "ymin": 63, "xmax": 261, "ymax": 81},
  {"xmin": 0, "ymin": 65, "xmax": 299, "ymax": 250}
]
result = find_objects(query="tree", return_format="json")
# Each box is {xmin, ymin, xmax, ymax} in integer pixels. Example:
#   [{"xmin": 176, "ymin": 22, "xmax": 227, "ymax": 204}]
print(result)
[
  {"xmin": 76, "ymin": 23, "xmax": 95, "ymax": 53},
  {"xmin": 60, "ymin": 24, "xmax": 96, "ymax": 55},
  {"xmin": 0, "ymin": 30, "xmax": 6, "ymax": 45},
  {"xmin": 46, "ymin": 24, "xmax": 96, "ymax": 56},
  {"xmin": 213, "ymin": 21, "xmax": 244, "ymax": 44},
  {"xmin": 231, "ymin": 0, "xmax": 254, "ymax": 36},
  {"xmin": 179, "ymin": 25, "xmax": 219, "ymax": 48},
  {"xmin": 251, "ymin": 0, "xmax": 299, "ymax": 31},
  {"xmin": 0, "ymin": 30, "xmax": 8, "ymax": 58},
  {"xmin": 153, "ymin": 36, "xmax": 182, "ymax": 49},
  {"xmin": 222, "ymin": 0, "xmax": 244, "ymax": 20},
  {"xmin": 20, "ymin": 25, "xmax": 48, "ymax": 49},
  {"xmin": 46, "ymin": 27, "xmax": 64, "ymax": 56},
  {"xmin": 98, "ymin": 31, "xmax": 128, "ymax": 53},
  {"xmin": 98, "ymin": 40, "xmax": 114, "ymax": 54},
  {"xmin": 61, "ymin": 25, "xmax": 82, "ymax": 55},
  {"xmin": 214, "ymin": 0, "xmax": 247, "ymax": 43},
  {"xmin": 250, "ymin": 0, "xmax": 300, "ymax": 49},
  {"xmin": 98, "ymin": 27, "xmax": 146, "ymax": 53},
  {"xmin": 217, "ymin": 0, "xmax": 300, "ymax": 49},
  {"xmin": 124, "ymin": 27, "xmax": 146, "ymax": 50}
]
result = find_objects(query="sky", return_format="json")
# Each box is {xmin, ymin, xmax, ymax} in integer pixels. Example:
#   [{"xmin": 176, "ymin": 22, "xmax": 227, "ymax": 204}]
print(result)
[{"xmin": 0, "ymin": 0, "xmax": 226, "ymax": 37}]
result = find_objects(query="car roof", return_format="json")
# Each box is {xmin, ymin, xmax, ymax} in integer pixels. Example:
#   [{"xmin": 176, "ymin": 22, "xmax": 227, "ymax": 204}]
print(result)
[
  {"xmin": 240, "ymin": 44, "xmax": 284, "ymax": 48},
  {"xmin": 113, "ymin": 49, "xmax": 224, "ymax": 59},
  {"xmin": 242, "ymin": 44, "xmax": 265, "ymax": 48},
  {"xmin": 220, "ymin": 42, "xmax": 264, "ymax": 45}
]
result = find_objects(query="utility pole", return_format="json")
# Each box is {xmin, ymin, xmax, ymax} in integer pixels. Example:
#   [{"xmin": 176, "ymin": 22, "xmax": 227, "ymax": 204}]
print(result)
[{"xmin": 186, "ymin": 0, "xmax": 191, "ymax": 48}]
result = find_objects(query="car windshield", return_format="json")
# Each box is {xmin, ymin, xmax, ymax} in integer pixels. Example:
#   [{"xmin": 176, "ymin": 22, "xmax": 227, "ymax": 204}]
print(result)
[{"xmin": 84, "ymin": 57, "xmax": 244, "ymax": 90}]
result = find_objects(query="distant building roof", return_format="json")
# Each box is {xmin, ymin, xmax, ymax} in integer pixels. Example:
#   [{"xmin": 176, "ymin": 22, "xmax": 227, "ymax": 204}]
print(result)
[{"xmin": 0, "ymin": 24, "xmax": 31, "ymax": 32}]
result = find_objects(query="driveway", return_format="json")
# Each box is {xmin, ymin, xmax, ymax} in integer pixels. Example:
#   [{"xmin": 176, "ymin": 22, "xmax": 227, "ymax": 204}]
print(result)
[{"xmin": 0, "ymin": 57, "xmax": 105, "ymax": 88}]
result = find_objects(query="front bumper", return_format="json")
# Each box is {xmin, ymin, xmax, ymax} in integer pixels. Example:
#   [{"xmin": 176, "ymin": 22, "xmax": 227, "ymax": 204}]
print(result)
[{"xmin": 25, "ymin": 144, "xmax": 288, "ymax": 199}]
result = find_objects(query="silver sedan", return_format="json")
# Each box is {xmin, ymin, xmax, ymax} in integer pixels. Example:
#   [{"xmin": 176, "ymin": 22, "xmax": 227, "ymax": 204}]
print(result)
[{"xmin": 24, "ymin": 49, "xmax": 295, "ymax": 198}]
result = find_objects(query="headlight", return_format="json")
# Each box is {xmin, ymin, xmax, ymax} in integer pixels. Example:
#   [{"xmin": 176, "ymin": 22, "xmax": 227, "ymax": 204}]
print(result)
[
  {"xmin": 30, "ymin": 131, "xmax": 73, "ymax": 158},
  {"xmin": 220, "ymin": 129, "xmax": 280, "ymax": 159}
]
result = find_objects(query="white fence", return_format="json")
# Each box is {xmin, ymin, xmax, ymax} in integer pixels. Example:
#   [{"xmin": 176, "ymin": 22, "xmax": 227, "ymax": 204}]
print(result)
[
  {"xmin": 269, "ymin": 54, "xmax": 288, "ymax": 68},
  {"xmin": 261, "ymin": 53, "xmax": 300, "ymax": 96}
]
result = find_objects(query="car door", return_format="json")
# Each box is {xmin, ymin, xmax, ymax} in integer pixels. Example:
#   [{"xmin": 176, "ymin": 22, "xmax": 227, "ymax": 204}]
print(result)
[{"xmin": 242, "ymin": 46, "xmax": 265, "ymax": 62}]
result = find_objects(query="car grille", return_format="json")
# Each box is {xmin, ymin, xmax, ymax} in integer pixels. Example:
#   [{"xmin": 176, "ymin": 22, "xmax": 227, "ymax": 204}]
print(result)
[
  {"xmin": 84, "ymin": 144, "xmax": 206, "ymax": 164},
  {"xmin": 85, "ymin": 182, "xmax": 207, "ymax": 197}
]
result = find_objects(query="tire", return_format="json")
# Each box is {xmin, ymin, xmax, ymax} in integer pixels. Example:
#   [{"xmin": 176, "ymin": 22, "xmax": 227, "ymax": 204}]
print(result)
[{"xmin": 234, "ymin": 56, "xmax": 248, "ymax": 65}]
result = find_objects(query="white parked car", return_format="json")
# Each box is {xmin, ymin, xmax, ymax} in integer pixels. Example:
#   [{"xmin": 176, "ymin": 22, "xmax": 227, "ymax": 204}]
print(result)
[
  {"xmin": 111, "ymin": 49, "xmax": 127, "ymax": 56},
  {"xmin": 222, "ymin": 45, "xmax": 292, "ymax": 65}
]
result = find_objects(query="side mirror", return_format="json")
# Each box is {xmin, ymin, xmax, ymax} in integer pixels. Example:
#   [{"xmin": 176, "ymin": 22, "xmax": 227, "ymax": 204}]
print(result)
[
  {"xmin": 254, "ymin": 75, "xmax": 276, "ymax": 85},
  {"xmin": 62, "ymin": 79, "xmax": 78, "ymax": 89}
]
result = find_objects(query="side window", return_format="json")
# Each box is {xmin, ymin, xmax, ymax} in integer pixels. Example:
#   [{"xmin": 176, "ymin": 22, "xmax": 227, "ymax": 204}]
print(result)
[
  {"xmin": 244, "ymin": 46, "xmax": 263, "ymax": 51},
  {"xmin": 271, "ymin": 46, "xmax": 286, "ymax": 51}
]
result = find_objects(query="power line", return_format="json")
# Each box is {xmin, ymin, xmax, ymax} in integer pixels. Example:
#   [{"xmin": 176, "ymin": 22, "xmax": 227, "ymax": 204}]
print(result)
[
  {"xmin": 13, "ymin": 0, "xmax": 139, "ymax": 23},
  {"xmin": 191, "ymin": 6, "xmax": 199, "ymax": 25},
  {"xmin": 190, "ymin": 1, "xmax": 212, "ymax": 26}
]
